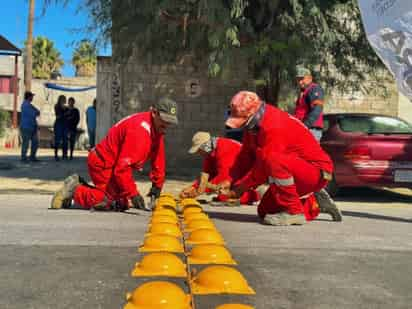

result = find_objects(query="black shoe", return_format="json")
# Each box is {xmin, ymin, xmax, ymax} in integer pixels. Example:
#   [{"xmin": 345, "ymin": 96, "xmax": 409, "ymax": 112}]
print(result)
[
  {"xmin": 55, "ymin": 156, "xmax": 60, "ymax": 162},
  {"xmin": 315, "ymin": 189, "xmax": 343, "ymax": 222},
  {"xmin": 30, "ymin": 158, "xmax": 40, "ymax": 162},
  {"xmin": 21, "ymin": 158, "xmax": 28, "ymax": 163}
]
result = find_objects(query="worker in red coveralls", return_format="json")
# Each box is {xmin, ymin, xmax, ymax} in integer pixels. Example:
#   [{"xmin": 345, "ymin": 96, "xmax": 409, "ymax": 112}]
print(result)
[
  {"xmin": 294, "ymin": 66, "xmax": 325, "ymax": 142},
  {"xmin": 179, "ymin": 131, "xmax": 260, "ymax": 205},
  {"xmin": 50, "ymin": 98, "xmax": 178, "ymax": 211},
  {"xmin": 221, "ymin": 91, "xmax": 342, "ymax": 225}
]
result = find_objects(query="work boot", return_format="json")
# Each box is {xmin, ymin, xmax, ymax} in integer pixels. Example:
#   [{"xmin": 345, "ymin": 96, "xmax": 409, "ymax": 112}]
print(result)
[
  {"xmin": 263, "ymin": 212, "xmax": 305, "ymax": 226},
  {"xmin": 315, "ymin": 189, "xmax": 342, "ymax": 222},
  {"xmin": 50, "ymin": 174, "xmax": 80, "ymax": 209}
]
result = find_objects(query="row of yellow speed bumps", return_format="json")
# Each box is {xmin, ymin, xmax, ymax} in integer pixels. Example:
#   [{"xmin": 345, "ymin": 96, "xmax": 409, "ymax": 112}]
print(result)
[{"xmin": 124, "ymin": 194, "xmax": 255, "ymax": 309}]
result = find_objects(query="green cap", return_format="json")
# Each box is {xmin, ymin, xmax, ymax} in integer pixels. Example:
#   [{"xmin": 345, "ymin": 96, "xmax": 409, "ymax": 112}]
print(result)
[
  {"xmin": 296, "ymin": 66, "xmax": 312, "ymax": 77},
  {"xmin": 153, "ymin": 97, "xmax": 178, "ymax": 125}
]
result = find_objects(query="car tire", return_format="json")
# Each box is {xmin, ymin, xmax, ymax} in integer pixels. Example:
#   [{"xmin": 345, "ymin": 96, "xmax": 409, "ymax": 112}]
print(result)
[{"xmin": 325, "ymin": 174, "xmax": 340, "ymax": 197}]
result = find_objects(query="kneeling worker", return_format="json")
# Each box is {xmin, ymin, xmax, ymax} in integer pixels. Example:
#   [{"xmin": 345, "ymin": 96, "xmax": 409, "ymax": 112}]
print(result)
[
  {"xmin": 180, "ymin": 131, "xmax": 259, "ymax": 204},
  {"xmin": 50, "ymin": 98, "xmax": 178, "ymax": 211},
  {"xmin": 222, "ymin": 91, "xmax": 342, "ymax": 225}
]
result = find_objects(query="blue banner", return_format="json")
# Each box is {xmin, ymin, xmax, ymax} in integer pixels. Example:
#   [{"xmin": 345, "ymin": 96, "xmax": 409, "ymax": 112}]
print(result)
[{"xmin": 44, "ymin": 82, "xmax": 96, "ymax": 92}]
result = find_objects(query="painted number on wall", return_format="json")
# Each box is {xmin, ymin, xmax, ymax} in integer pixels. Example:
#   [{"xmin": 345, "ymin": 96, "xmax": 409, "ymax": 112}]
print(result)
[{"xmin": 185, "ymin": 79, "xmax": 202, "ymax": 98}]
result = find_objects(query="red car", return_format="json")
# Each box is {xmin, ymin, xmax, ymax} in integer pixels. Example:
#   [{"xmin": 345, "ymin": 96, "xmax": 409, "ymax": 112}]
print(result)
[{"xmin": 321, "ymin": 113, "xmax": 412, "ymax": 196}]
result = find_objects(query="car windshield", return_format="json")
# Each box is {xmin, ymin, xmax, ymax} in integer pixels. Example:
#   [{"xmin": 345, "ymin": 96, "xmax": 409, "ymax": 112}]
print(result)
[{"xmin": 338, "ymin": 115, "xmax": 412, "ymax": 134}]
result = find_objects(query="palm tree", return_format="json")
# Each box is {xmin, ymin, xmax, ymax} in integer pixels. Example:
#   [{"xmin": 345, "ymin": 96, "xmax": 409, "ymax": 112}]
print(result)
[
  {"xmin": 31, "ymin": 36, "xmax": 64, "ymax": 79},
  {"xmin": 72, "ymin": 40, "xmax": 97, "ymax": 77},
  {"xmin": 24, "ymin": 0, "xmax": 35, "ymax": 91}
]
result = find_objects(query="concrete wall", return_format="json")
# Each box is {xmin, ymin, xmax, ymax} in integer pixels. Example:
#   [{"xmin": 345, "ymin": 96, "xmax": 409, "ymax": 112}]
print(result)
[
  {"xmin": 325, "ymin": 83, "xmax": 399, "ymax": 117},
  {"xmin": 96, "ymin": 56, "xmax": 115, "ymax": 142},
  {"xmin": 96, "ymin": 56, "xmax": 252, "ymax": 173},
  {"xmin": 0, "ymin": 55, "xmax": 24, "ymax": 111},
  {"xmin": 398, "ymin": 93, "xmax": 412, "ymax": 124}
]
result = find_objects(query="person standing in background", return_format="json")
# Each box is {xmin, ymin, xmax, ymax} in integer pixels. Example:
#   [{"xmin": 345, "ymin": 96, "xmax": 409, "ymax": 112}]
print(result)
[
  {"xmin": 86, "ymin": 99, "xmax": 96, "ymax": 149},
  {"xmin": 293, "ymin": 66, "xmax": 325, "ymax": 142},
  {"xmin": 65, "ymin": 97, "xmax": 80, "ymax": 160},
  {"xmin": 54, "ymin": 95, "xmax": 68, "ymax": 161},
  {"xmin": 20, "ymin": 91, "xmax": 40, "ymax": 162}
]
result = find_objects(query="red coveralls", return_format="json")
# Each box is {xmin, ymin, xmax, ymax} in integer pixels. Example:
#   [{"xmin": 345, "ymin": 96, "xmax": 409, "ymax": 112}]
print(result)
[
  {"xmin": 73, "ymin": 112, "xmax": 165, "ymax": 209},
  {"xmin": 232, "ymin": 104, "xmax": 333, "ymax": 220},
  {"xmin": 192, "ymin": 137, "xmax": 259, "ymax": 204}
]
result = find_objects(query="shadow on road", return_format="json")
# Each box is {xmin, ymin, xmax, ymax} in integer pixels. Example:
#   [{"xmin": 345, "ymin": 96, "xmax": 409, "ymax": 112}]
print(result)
[
  {"xmin": 207, "ymin": 211, "xmax": 260, "ymax": 223},
  {"xmin": 335, "ymin": 187, "xmax": 412, "ymax": 203},
  {"xmin": 0, "ymin": 152, "xmax": 195, "ymax": 183},
  {"xmin": 341, "ymin": 210, "xmax": 412, "ymax": 223}
]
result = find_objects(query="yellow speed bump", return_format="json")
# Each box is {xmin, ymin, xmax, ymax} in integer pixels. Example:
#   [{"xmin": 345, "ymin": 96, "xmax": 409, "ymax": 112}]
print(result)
[
  {"xmin": 124, "ymin": 281, "xmax": 191, "ymax": 309},
  {"xmin": 146, "ymin": 223, "xmax": 183, "ymax": 238},
  {"xmin": 157, "ymin": 197, "xmax": 177, "ymax": 208},
  {"xmin": 215, "ymin": 305, "xmax": 255, "ymax": 309},
  {"xmin": 131, "ymin": 252, "xmax": 187, "ymax": 277},
  {"xmin": 150, "ymin": 215, "xmax": 179, "ymax": 225},
  {"xmin": 160, "ymin": 192, "xmax": 176, "ymax": 199},
  {"xmin": 187, "ymin": 244, "xmax": 237, "ymax": 265},
  {"xmin": 154, "ymin": 203, "xmax": 177, "ymax": 213},
  {"xmin": 183, "ymin": 205, "xmax": 203, "ymax": 217},
  {"xmin": 152, "ymin": 208, "xmax": 178, "ymax": 219},
  {"xmin": 139, "ymin": 235, "xmax": 184, "ymax": 253},
  {"xmin": 186, "ymin": 228, "xmax": 225, "ymax": 245},
  {"xmin": 184, "ymin": 219, "xmax": 216, "ymax": 232},
  {"xmin": 184, "ymin": 212, "xmax": 209, "ymax": 224},
  {"xmin": 191, "ymin": 266, "xmax": 255, "ymax": 295},
  {"xmin": 180, "ymin": 198, "xmax": 201, "ymax": 208}
]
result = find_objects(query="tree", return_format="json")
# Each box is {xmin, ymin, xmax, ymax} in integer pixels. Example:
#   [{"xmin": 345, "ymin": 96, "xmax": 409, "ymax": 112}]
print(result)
[
  {"xmin": 24, "ymin": 0, "xmax": 35, "ymax": 91},
  {"xmin": 68, "ymin": 0, "xmax": 386, "ymax": 104},
  {"xmin": 72, "ymin": 40, "xmax": 97, "ymax": 77},
  {"xmin": 31, "ymin": 36, "xmax": 64, "ymax": 79}
]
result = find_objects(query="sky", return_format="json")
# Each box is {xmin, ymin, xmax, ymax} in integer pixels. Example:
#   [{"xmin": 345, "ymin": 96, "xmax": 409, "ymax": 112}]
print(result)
[{"xmin": 0, "ymin": 0, "xmax": 111, "ymax": 77}]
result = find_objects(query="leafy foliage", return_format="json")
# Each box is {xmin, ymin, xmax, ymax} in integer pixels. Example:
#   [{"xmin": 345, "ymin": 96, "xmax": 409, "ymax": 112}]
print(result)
[
  {"xmin": 72, "ymin": 39, "xmax": 97, "ymax": 77},
  {"xmin": 29, "ymin": 36, "xmax": 64, "ymax": 79},
  {"xmin": 59, "ymin": 0, "xmax": 387, "ymax": 102}
]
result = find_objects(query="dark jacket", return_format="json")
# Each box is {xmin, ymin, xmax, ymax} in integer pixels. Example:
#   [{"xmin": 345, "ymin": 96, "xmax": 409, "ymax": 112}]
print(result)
[{"xmin": 65, "ymin": 108, "xmax": 80, "ymax": 131}]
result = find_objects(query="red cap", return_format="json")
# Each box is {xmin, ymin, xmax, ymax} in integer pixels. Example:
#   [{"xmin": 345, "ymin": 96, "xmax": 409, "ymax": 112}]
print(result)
[{"xmin": 226, "ymin": 91, "xmax": 262, "ymax": 128}]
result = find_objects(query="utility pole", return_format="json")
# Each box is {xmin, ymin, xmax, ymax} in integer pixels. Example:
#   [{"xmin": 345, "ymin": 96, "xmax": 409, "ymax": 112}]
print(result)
[{"xmin": 24, "ymin": 0, "xmax": 35, "ymax": 91}]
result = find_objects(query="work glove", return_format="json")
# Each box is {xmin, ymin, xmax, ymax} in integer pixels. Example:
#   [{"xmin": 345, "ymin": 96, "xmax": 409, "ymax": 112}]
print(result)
[
  {"xmin": 180, "ymin": 186, "xmax": 198, "ymax": 199},
  {"xmin": 130, "ymin": 195, "xmax": 147, "ymax": 211},
  {"xmin": 147, "ymin": 185, "xmax": 161, "ymax": 199}
]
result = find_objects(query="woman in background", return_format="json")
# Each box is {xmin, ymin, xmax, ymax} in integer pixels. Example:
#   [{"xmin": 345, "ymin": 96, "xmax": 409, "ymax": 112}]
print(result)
[{"xmin": 54, "ymin": 95, "xmax": 68, "ymax": 161}]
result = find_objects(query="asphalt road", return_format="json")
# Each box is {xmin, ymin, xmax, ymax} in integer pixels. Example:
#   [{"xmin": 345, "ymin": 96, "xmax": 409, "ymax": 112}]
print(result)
[{"xmin": 1, "ymin": 190, "xmax": 412, "ymax": 309}]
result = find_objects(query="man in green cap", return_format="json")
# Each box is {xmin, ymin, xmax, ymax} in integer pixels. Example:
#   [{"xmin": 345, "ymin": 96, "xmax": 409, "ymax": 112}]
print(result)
[
  {"xmin": 50, "ymin": 97, "xmax": 178, "ymax": 211},
  {"xmin": 294, "ymin": 66, "xmax": 325, "ymax": 142}
]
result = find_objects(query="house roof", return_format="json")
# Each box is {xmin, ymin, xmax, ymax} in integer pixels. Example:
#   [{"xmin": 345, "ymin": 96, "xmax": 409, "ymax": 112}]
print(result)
[{"xmin": 0, "ymin": 35, "xmax": 22, "ymax": 55}]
